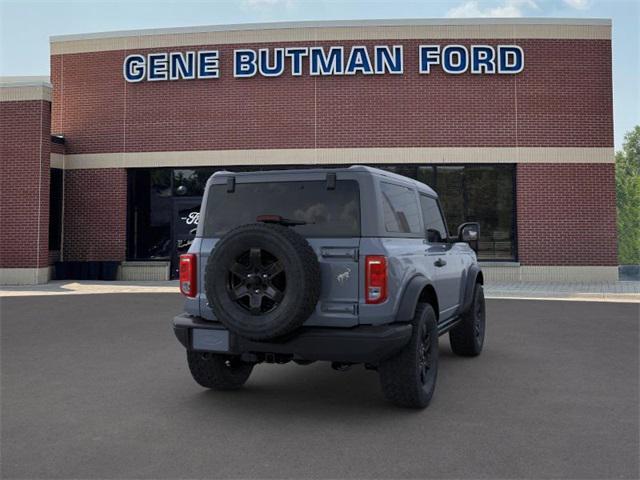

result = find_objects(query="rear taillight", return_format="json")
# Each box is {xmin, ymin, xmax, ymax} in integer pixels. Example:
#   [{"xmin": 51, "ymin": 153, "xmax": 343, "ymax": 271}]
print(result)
[
  {"xmin": 365, "ymin": 255, "xmax": 387, "ymax": 304},
  {"xmin": 179, "ymin": 254, "xmax": 197, "ymax": 297}
]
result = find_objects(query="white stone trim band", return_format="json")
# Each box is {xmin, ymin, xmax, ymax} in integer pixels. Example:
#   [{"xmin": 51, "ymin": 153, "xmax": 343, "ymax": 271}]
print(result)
[
  {"xmin": 50, "ymin": 19, "xmax": 612, "ymax": 55},
  {"xmin": 481, "ymin": 265, "xmax": 618, "ymax": 283},
  {"xmin": 0, "ymin": 85, "xmax": 52, "ymax": 102},
  {"xmin": 0, "ymin": 267, "xmax": 50, "ymax": 285},
  {"xmin": 118, "ymin": 262, "xmax": 171, "ymax": 281},
  {"xmin": 50, "ymin": 153, "xmax": 64, "ymax": 169},
  {"xmin": 55, "ymin": 147, "xmax": 614, "ymax": 170},
  {"xmin": 0, "ymin": 77, "xmax": 52, "ymax": 102}
]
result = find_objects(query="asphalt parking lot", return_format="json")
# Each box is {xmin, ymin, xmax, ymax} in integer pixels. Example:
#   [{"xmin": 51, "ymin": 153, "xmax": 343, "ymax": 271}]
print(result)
[{"xmin": 1, "ymin": 294, "xmax": 638, "ymax": 479}]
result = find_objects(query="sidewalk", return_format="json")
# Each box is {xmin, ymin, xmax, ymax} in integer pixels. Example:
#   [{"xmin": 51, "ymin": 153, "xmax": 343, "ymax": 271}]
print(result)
[
  {"xmin": 0, "ymin": 280, "xmax": 179, "ymax": 297},
  {"xmin": 485, "ymin": 281, "xmax": 640, "ymax": 303},
  {"xmin": 1, "ymin": 279, "xmax": 639, "ymax": 303}
]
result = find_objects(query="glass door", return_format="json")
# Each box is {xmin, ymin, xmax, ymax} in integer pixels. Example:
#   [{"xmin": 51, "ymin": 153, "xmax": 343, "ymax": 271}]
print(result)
[{"xmin": 171, "ymin": 198, "xmax": 202, "ymax": 279}]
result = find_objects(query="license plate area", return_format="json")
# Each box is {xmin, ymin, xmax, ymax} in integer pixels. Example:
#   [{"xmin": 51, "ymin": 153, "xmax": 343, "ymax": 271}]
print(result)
[{"xmin": 192, "ymin": 329, "xmax": 230, "ymax": 352}]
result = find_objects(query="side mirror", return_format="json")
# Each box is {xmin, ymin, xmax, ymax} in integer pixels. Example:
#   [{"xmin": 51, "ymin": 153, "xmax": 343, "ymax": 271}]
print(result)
[{"xmin": 458, "ymin": 222, "xmax": 480, "ymax": 252}]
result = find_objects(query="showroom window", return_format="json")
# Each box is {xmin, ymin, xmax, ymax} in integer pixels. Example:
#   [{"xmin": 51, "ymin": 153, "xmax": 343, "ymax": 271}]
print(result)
[
  {"xmin": 368, "ymin": 164, "xmax": 516, "ymax": 259},
  {"xmin": 433, "ymin": 165, "xmax": 516, "ymax": 260},
  {"xmin": 127, "ymin": 169, "xmax": 173, "ymax": 260},
  {"xmin": 173, "ymin": 168, "xmax": 217, "ymax": 196},
  {"xmin": 127, "ymin": 163, "xmax": 516, "ymax": 263}
]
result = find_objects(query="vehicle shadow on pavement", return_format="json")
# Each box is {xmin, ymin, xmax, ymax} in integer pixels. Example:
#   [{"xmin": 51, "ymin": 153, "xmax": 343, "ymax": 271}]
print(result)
[{"xmin": 178, "ymin": 340, "xmax": 475, "ymax": 418}]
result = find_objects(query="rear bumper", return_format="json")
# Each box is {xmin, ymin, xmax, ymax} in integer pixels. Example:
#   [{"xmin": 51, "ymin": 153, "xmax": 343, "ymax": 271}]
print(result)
[{"xmin": 173, "ymin": 313, "xmax": 412, "ymax": 364}]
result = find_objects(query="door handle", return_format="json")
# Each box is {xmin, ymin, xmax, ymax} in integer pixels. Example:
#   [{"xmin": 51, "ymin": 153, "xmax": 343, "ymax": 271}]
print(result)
[{"xmin": 434, "ymin": 258, "xmax": 447, "ymax": 267}]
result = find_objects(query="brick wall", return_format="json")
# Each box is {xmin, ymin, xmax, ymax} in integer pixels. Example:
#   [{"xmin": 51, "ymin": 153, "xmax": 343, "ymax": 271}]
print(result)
[
  {"xmin": 62, "ymin": 168, "xmax": 127, "ymax": 261},
  {"xmin": 516, "ymin": 163, "xmax": 617, "ymax": 266},
  {"xmin": 51, "ymin": 140, "xmax": 65, "ymax": 154},
  {"xmin": 0, "ymin": 100, "xmax": 50, "ymax": 269},
  {"xmin": 51, "ymin": 39, "xmax": 612, "ymax": 154},
  {"xmin": 47, "ymin": 33, "xmax": 614, "ymax": 269}
]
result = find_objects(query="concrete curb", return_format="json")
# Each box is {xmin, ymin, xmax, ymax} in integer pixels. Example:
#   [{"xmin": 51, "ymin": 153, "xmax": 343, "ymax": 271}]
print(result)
[
  {"xmin": 2, "ymin": 280, "xmax": 639, "ymax": 303},
  {"xmin": 485, "ymin": 294, "xmax": 640, "ymax": 304}
]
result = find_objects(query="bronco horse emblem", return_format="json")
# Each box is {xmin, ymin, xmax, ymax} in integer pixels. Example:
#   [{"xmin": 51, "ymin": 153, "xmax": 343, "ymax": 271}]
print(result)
[{"xmin": 336, "ymin": 267, "xmax": 351, "ymax": 284}]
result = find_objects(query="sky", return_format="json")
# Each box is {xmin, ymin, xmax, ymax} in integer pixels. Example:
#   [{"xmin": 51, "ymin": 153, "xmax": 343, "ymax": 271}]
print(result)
[{"xmin": 0, "ymin": 0, "xmax": 638, "ymax": 149}]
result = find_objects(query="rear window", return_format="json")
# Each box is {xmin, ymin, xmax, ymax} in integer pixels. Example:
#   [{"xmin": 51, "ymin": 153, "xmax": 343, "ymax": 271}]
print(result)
[{"xmin": 203, "ymin": 180, "xmax": 360, "ymax": 237}]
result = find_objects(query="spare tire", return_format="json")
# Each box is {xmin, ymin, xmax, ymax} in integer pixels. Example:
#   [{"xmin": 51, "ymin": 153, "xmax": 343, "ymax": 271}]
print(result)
[{"xmin": 205, "ymin": 223, "xmax": 321, "ymax": 341}]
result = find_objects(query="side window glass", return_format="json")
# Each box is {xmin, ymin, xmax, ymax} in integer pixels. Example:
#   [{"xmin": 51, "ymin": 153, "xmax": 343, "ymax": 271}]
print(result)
[
  {"xmin": 420, "ymin": 195, "xmax": 448, "ymax": 243},
  {"xmin": 380, "ymin": 182, "xmax": 422, "ymax": 234}
]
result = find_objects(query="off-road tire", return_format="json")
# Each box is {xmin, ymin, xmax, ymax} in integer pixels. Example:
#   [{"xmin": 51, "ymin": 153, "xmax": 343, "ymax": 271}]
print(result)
[
  {"xmin": 205, "ymin": 223, "xmax": 321, "ymax": 341},
  {"xmin": 378, "ymin": 303, "xmax": 439, "ymax": 408},
  {"xmin": 187, "ymin": 351, "xmax": 253, "ymax": 390},
  {"xmin": 449, "ymin": 283, "xmax": 485, "ymax": 357}
]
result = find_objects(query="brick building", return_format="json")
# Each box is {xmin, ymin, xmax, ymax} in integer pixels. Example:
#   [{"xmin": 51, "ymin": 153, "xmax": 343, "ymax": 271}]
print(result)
[{"xmin": 0, "ymin": 18, "xmax": 616, "ymax": 284}]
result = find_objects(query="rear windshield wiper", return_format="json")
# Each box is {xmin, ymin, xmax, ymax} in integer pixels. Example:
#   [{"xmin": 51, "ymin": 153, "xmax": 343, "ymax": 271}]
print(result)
[{"xmin": 256, "ymin": 215, "xmax": 308, "ymax": 227}]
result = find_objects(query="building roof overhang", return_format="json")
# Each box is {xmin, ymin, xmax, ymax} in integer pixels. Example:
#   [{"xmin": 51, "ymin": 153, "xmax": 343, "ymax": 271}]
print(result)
[
  {"xmin": 0, "ymin": 76, "xmax": 52, "ymax": 102},
  {"xmin": 49, "ymin": 17, "xmax": 612, "ymax": 55}
]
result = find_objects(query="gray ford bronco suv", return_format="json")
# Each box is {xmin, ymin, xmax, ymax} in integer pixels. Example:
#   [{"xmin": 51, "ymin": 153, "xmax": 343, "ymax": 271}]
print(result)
[{"xmin": 173, "ymin": 166, "xmax": 485, "ymax": 408}]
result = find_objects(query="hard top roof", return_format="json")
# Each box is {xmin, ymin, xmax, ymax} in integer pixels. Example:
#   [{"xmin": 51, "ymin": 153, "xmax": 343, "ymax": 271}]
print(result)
[{"xmin": 210, "ymin": 165, "xmax": 438, "ymax": 197}]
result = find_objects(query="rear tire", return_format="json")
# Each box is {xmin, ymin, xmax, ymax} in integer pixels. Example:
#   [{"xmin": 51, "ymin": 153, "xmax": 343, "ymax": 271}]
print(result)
[
  {"xmin": 378, "ymin": 303, "xmax": 439, "ymax": 408},
  {"xmin": 449, "ymin": 283, "xmax": 486, "ymax": 357},
  {"xmin": 187, "ymin": 351, "xmax": 254, "ymax": 390}
]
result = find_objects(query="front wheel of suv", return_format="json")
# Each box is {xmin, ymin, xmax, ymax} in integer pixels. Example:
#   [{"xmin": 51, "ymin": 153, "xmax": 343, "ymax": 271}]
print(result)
[
  {"xmin": 187, "ymin": 351, "xmax": 254, "ymax": 390},
  {"xmin": 449, "ymin": 283, "xmax": 486, "ymax": 357},
  {"xmin": 378, "ymin": 303, "xmax": 439, "ymax": 408}
]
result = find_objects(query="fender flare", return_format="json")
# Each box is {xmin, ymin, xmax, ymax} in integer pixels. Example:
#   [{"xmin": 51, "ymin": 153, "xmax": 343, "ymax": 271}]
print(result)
[
  {"xmin": 459, "ymin": 265, "xmax": 483, "ymax": 315},
  {"xmin": 396, "ymin": 275, "xmax": 431, "ymax": 323}
]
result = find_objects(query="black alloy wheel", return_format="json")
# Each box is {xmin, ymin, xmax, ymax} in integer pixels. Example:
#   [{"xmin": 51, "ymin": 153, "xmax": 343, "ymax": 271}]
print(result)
[
  {"xmin": 473, "ymin": 289, "xmax": 486, "ymax": 342},
  {"xmin": 449, "ymin": 283, "xmax": 486, "ymax": 357},
  {"xmin": 418, "ymin": 327, "xmax": 433, "ymax": 386},
  {"xmin": 228, "ymin": 247, "xmax": 286, "ymax": 315},
  {"xmin": 378, "ymin": 303, "xmax": 439, "ymax": 408}
]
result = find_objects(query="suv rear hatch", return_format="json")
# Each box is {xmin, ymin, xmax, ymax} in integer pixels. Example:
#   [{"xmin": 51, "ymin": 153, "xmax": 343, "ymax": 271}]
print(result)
[{"xmin": 199, "ymin": 174, "xmax": 361, "ymax": 327}]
